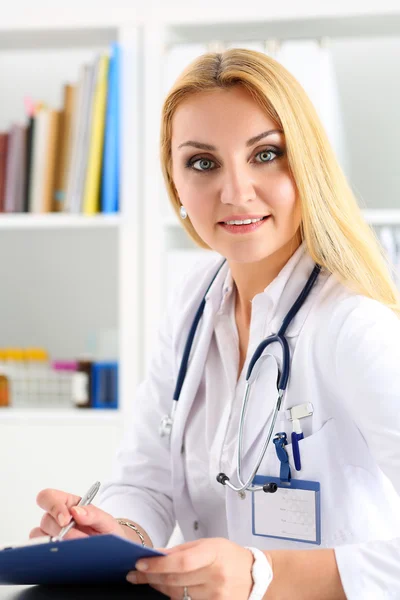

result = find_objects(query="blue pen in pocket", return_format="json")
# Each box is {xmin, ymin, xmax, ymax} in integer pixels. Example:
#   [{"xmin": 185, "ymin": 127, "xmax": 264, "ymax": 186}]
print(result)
[{"xmin": 291, "ymin": 418, "xmax": 304, "ymax": 471}]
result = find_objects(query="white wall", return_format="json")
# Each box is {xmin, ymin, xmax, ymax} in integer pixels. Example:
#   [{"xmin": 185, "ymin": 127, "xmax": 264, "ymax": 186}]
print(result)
[
  {"xmin": 331, "ymin": 37, "xmax": 400, "ymax": 209},
  {"xmin": 1, "ymin": 0, "xmax": 400, "ymax": 27},
  {"xmin": 0, "ymin": 419, "xmax": 123, "ymax": 541},
  {"xmin": 0, "ymin": 228, "xmax": 118, "ymax": 360}
]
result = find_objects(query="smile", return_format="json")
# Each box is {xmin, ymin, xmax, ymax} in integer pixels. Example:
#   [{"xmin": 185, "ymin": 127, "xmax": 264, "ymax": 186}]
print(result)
[{"xmin": 218, "ymin": 215, "xmax": 270, "ymax": 234}]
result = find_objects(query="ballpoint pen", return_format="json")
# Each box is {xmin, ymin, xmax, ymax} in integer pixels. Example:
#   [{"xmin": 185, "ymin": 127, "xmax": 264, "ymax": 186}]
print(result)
[
  {"xmin": 55, "ymin": 481, "xmax": 101, "ymax": 541},
  {"xmin": 291, "ymin": 419, "xmax": 304, "ymax": 471}
]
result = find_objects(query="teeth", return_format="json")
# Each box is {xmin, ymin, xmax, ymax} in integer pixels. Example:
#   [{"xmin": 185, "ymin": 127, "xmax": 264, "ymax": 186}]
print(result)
[{"xmin": 225, "ymin": 217, "xmax": 265, "ymax": 225}]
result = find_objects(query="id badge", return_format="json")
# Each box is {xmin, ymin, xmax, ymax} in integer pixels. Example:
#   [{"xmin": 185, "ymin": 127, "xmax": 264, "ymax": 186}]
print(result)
[{"xmin": 251, "ymin": 475, "xmax": 321, "ymax": 545}]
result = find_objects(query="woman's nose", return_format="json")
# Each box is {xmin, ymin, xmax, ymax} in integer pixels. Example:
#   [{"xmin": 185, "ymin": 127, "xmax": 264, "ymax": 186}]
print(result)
[{"xmin": 219, "ymin": 168, "xmax": 257, "ymax": 206}]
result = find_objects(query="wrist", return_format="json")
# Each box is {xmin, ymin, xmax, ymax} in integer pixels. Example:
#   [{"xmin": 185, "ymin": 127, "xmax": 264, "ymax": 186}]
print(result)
[{"xmin": 115, "ymin": 519, "xmax": 146, "ymax": 546}]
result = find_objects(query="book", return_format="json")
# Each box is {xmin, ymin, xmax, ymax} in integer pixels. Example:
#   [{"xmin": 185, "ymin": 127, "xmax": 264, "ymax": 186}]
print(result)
[
  {"xmin": 83, "ymin": 54, "xmax": 110, "ymax": 215},
  {"xmin": 0, "ymin": 133, "xmax": 9, "ymax": 213},
  {"xmin": 53, "ymin": 84, "xmax": 76, "ymax": 212},
  {"xmin": 64, "ymin": 64, "xmax": 92, "ymax": 213},
  {"xmin": 13, "ymin": 124, "xmax": 27, "ymax": 213},
  {"xmin": 72, "ymin": 57, "xmax": 99, "ymax": 213},
  {"xmin": 42, "ymin": 109, "xmax": 61, "ymax": 212},
  {"xmin": 23, "ymin": 116, "xmax": 35, "ymax": 212},
  {"xmin": 101, "ymin": 42, "xmax": 120, "ymax": 214},
  {"xmin": 4, "ymin": 125, "xmax": 26, "ymax": 213},
  {"xmin": 28, "ymin": 107, "xmax": 51, "ymax": 213}
]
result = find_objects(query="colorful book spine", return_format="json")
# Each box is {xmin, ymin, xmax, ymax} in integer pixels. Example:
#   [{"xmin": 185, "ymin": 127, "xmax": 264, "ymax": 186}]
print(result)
[
  {"xmin": 101, "ymin": 43, "xmax": 120, "ymax": 214},
  {"xmin": 53, "ymin": 84, "xmax": 76, "ymax": 212},
  {"xmin": 0, "ymin": 132, "xmax": 9, "ymax": 213},
  {"xmin": 23, "ymin": 116, "xmax": 35, "ymax": 213},
  {"xmin": 91, "ymin": 362, "xmax": 118, "ymax": 409},
  {"xmin": 28, "ymin": 107, "xmax": 50, "ymax": 213},
  {"xmin": 83, "ymin": 54, "xmax": 110, "ymax": 215},
  {"xmin": 42, "ymin": 109, "xmax": 61, "ymax": 212}
]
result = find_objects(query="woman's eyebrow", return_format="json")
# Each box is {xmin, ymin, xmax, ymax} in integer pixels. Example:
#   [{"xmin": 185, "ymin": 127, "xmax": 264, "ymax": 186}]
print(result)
[
  {"xmin": 177, "ymin": 129, "xmax": 283, "ymax": 151},
  {"xmin": 246, "ymin": 129, "xmax": 283, "ymax": 146}
]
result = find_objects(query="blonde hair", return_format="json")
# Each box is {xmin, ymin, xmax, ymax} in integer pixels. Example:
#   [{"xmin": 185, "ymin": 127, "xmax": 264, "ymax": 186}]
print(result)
[{"xmin": 160, "ymin": 48, "xmax": 400, "ymax": 315}]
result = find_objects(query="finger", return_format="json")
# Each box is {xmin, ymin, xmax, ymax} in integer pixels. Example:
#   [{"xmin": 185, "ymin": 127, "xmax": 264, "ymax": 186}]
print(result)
[
  {"xmin": 127, "ymin": 572, "xmax": 146, "ymax": 585},
  {"xmin": 29, "ymin": 527, "xmax": 47, "ymax": 539},
  {"xmin": 129, "ymin": 565, "xmax": 210, "ymax": 588},
  {"xmin": 69, "ymin": 504, "xmax": 121, "ymax": 535},
  {"xmin": 39, "ymin": 513, "xmax": 61, "ymax": 537},
  {"xmin": 36, "ymin": 489, "xmax": 82, "ymax": 528},
  {"xmin": 136, "ymin": 543, "xmax": 216, "ymax": 574},
  {"xmin": 39, "ymin": 513, "xmax": 87, "ymax": 540}
]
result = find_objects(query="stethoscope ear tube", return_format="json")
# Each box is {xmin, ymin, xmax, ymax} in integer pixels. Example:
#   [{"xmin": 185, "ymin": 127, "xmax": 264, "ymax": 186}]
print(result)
[
  {"xmin": 173, "ymin": 260, "xmax": 228, "ymax": 402},
  {"xmin": 246, "ymin": 335, "xmax": 290, "ymax": 391}
]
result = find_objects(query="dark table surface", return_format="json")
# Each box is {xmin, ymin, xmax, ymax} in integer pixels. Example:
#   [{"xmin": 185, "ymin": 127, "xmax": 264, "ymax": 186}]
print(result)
[{"xmin": 0, "ymin": 584, "xmax": 167, "ymax": 599}]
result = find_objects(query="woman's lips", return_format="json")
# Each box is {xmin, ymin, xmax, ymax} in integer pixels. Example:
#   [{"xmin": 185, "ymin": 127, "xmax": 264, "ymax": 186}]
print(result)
[{"xmin": 218, "ymin": 215, "xmax": 270, "ymax": 234}]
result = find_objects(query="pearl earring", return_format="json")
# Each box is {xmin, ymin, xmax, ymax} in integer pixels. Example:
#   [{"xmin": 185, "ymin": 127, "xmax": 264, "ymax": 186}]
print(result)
[{"xmin": 180, "ymin": 205, "xmax": 187, "ymax": 220}]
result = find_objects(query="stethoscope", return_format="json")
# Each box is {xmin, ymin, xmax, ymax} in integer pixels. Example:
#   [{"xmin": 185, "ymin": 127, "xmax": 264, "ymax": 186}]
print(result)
[{"xmin": 159, "ymin": 259, "xmax": 321, "ymax": 494}]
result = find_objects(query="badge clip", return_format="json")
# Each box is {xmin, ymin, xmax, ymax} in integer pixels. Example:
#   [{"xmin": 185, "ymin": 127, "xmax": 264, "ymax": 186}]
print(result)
[{"xmin": 273, "ymin": 432, "xmax": 291, "ymax": 483}]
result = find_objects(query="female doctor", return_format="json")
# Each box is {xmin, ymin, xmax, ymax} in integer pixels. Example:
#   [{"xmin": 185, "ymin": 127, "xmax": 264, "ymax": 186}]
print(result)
[{"xmin": 32, "ymin": 49, "xmax": 400, "ymax": 599}]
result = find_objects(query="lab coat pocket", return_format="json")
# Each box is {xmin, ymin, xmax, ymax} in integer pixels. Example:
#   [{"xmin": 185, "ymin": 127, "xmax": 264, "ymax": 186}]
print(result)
[
  {"xmin": 256, "ymin": 417, "xmax": 340, "ymax": 481},
  {"xmin": 285, "ymin": 418, "xmax": 342, "ymax": 481}
]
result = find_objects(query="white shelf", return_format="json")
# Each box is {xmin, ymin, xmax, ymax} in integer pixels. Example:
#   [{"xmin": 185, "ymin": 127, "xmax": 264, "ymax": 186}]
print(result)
[
  {"xmin": 0, "ymin": 213, "xmax": 121, "ymax": 229},
  {"xmin": 0, "ymin": 26, "xmax": 119, "ymax": 50},
  {"xmin": 0, "ymin": 407, "xmax": 124, "ymax": 425},
  {"xmin": 362, "ymin": 209, "xmax": 400, "ymax": 225},
  {"xmin": 166, "ymin": 13, "xmax": 400, "ymax": 44}
]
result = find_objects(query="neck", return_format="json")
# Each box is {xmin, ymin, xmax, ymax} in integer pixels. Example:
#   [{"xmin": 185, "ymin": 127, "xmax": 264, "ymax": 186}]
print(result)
[{"xmin": 230, "ymin": 235, "xmax": 302, "ymax": 327}]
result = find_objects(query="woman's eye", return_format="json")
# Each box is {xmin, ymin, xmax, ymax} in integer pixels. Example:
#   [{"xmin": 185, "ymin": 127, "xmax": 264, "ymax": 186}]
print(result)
[
  {"xmin": 255, "ymin": 149, "xmax": 278, "ymax": 163},
  {"xmin": 189, "ymin": 158, "xmax": 215, "ymax": 171}
]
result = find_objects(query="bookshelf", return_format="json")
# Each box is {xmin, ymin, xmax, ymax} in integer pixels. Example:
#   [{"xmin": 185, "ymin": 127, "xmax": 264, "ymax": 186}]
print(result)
[
  {"xmin": 0, "ymin": 24, "xmax": 141, "ymax": 426},
  {"xmin": 0, "ymin": 27, "xmax": 118, "ymax": 51},
  {"xmin": 0, "ymin": 407, "xmax": 123, "ymax": 424},
  {"xmin": 0, "ymin": 213, "xmax": 121, "ymax": 229},
  {"xmin": 0, "ymin": 23, "xmax": 142, "ymax": 540}
]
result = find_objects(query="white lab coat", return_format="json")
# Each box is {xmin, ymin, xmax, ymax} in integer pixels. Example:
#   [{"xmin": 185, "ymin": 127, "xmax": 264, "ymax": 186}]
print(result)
[{"xmin": 99, "ymin": 247, "xmax": 400, "ymax": 599}]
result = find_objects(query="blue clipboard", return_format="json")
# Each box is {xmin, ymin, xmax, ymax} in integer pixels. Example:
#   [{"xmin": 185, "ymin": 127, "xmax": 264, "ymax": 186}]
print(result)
[{"xmin": 0, "ymin": 534, "xmax": 165, "ymax": 585}]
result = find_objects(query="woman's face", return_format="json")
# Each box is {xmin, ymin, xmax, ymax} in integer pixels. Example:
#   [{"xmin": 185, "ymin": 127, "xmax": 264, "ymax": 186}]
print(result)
[{"xmin": 171, "ymin": 86, "xmax": 301, "ymax": 264}]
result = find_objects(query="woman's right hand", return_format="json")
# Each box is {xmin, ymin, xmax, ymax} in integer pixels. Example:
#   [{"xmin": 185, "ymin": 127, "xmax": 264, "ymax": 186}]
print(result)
[{"xmin": 29, "ymin": 488, "xmax": 126, "ymax": 541}]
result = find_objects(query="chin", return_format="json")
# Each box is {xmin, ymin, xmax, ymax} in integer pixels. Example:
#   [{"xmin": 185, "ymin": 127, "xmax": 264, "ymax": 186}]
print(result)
[{"xmin": 220, "ymin": 242, "xmax": 283, "ymax": 265}]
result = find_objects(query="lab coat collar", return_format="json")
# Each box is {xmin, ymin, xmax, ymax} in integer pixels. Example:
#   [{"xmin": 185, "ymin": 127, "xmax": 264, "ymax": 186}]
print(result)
[
  {"xmin": 260, "ymin": 242, "xmax": 321, "ymax": 338},
  {"xmin": 217, "ymin": 269, "xmax": 235, "ymax": 314},
  {"xmin": 204, "ymin": 242, "xmax": 321, "ymax": 338}
]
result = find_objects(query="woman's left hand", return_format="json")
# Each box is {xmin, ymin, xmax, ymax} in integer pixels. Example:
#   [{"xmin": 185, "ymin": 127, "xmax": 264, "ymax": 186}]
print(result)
[{"xmin": 127, "ymin": 537, "xmax": 268, "ymax": 599}]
